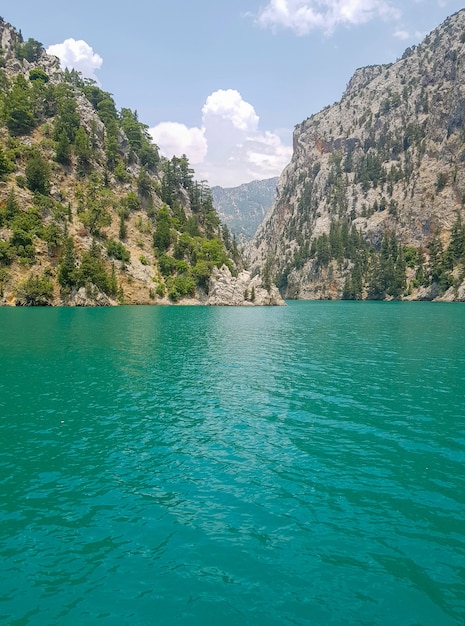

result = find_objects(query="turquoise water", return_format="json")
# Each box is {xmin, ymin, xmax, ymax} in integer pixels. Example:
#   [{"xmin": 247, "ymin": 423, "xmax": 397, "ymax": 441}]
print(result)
[{"xmin": 1, "ymin": 302, "xmax": 464, "ymax": 625}]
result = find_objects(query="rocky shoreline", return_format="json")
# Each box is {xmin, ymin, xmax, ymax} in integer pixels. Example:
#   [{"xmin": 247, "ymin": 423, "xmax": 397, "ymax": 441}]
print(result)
[{"xmin": 2, "ymin": 263, "xmax": 285, "ymax": 307}]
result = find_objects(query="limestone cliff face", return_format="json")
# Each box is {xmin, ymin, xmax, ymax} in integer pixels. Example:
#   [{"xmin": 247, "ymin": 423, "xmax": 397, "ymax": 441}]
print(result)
[
  {"xmin": 0, "ymin": 19, "xmax": 61, "ymax": 82},
  {"xmin": 249, "ymin": 9, "xmax": 465, "ymax": 301},
  {"xmin": 207, "ymin": 265, "xmax": 284, "ymax": 306}
]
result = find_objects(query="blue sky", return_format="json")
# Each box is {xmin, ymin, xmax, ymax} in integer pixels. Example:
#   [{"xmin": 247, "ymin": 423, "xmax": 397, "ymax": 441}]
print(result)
[{"xmin": 2, "ymin": 1, "xmax": 464, "ymax": 186}]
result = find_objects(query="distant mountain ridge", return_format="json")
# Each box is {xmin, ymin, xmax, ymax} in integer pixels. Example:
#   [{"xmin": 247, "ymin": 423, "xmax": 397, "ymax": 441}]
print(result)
[
  {"xmin": 249, "ymin": 9, "xmax": 465, "ymax": 301},
  {"xmin": 212, "ymin": 177, "xmax": 278, "ymax": 242}
]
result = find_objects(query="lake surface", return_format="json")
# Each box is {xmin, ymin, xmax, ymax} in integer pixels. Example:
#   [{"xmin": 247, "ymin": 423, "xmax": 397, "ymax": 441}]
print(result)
[{"xmin": 1, "ymin": 301, "xmax": 464, "ymax": 625}]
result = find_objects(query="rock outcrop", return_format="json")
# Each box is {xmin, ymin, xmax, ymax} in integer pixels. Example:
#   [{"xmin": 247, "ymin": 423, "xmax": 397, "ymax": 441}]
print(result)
[
  {"xmin": 207, "ymin": 264, "xmax": 285, "ymax": 306},
  {"xmin": 69, "ymin": 285, "xmax": 115, "ymax": 307}
]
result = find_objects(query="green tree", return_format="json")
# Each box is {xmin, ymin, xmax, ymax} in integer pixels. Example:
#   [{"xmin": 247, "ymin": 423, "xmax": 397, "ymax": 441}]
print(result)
[
  {"xmin": 367, "ymin": 254, "xmax": 383, "ymax": 299},
  {"xmin": 120, "ymin": 108, "xmax": 159, "ymax": 170},
  {"xmin": 97, "ymin": 97, "xmax": 118, "ymax": 126},
  {"xmin": 106, "ymin": 238, "xmax": 130, "ymax": 264},
  {"xmin": 415, "ymin": 246, "xmax": 426, "ymax": 286},
  {"xmin": 342, "ymin": 276, "xmax": 355, "ymax": 300},
  {"xmin": 139, "ymin": 140, "xmax": 159, "ymax": 171},
  {"xmin": 428, "ymin": 237, "xmax": 452, "ymax": 292},
  {"xmin": 53, "ymin": 84, "xmax": 80, "ymax": 143},
  {"xmin": 153, "ymin": 205, "xmax": 172, "ymax": 252},
  {"xmin": 4, "ymin": 75, "xmax": 36, "ymax": 135},
  {"xmin": 449, "ymin": 215, "xmax": 465, "ymax": 261},
  {"xmin": 192, "ymin": 259, "xmax": 211, "ymax": 290},
  {"xmin": 114, "ymin": 160, "xmax": 130, "ymax": 183},
  {"xmin": 391, "ymin": 244, "xmax": 406, "ymax": 297},
  {"xmin": 15, "ymin": 38, "xmax": 44, "ymax": 63},
  {"xmin": 58, "ymin": 237, "xmax": 77, "ymax": 290},
  {"xmin": 77, "ymin": 241, "xmax": 110, "ymax": 293},
  {"xmin": 74, "ymin": 126, "xmax": 92, "ymax": 176},
  {"xmin": 0, "ymin": 241, "xmax": 13, "ymax": 265},
  {"xmin": 25, "ymin": 151, "xmax": 50, "ymax": 195},
  {"xmin": 351, "ymin": 258, "xmax": 364, "ymax": 298},
  {"xmin": 120, "ymin": 108, "xmax": 143, "ymax": 159},
  {"xmin": 9, "ymin": 207, "xmax": 41, "ymax": 262},
  {"xmin": 121, "ymin": 191, "xmax": 140, "ymax": 213},
  {"xmin": 161, "ymin": 159, "xmax": 177, "ymax": 206},
  {"xmin": 104, "ymin": 129, "xmax": 119, "ymax": 171},
  {"xmin": 137, "ymin": 166, "xmax": 152, "ymax": 199},
  {"xmin": 55, "ymin": 129, "xmax": 72, "ymax": 165},
  {"xmin": 41, "ymin": 222, "xmax": 63, "ymax": 255},
  {"xmin": 167, "ymin": 274, "xmax": 196, "ymax": 301},
  {"xmin": 315, "ymin": 233, "xmax": 331, "ymax": 267},
  {"xmin": 157, "ymin": 253, "xmax": 176, "ymax": 277},
  {"xmin": 4, "ymin": 189, "xmax": 19, "ymax": 220},
  {"xmin": 262, "ymin": 258, "xmax": 273, "ymax": 292},
  {"xmin": 0, "ymin": 146, "xmax": 13, "ymax": 180},
  {"xmin": 108, "ymin": 262, "xmax": 118, "ymax": 296},
  {"xmin": 29, "ymin": 68, "xmax": 49, "ymax": 83},
  {"xmin": 16, "ymin": 272, "xmax": 54, "ymax": 305},
  {"xmin": 329, "ymin": 221, "xmax": 343, "ymax": 261},
  {"xmin": 82, "ymin": 83, "xmax": 107, "ymax": 110},
  {"xmin": 80, "ymin": 200, "xmax": 111, "ymax": 236},
  {"xmin": 119, "ymin": 213, "xmax": 127, "ymax": 241}
]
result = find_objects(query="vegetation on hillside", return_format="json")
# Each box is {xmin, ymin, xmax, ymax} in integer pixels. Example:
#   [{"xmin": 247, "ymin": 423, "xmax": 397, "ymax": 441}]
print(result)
[{"xmin": 0, "ymin": 19, "xmax": 238, "ymax": 305}]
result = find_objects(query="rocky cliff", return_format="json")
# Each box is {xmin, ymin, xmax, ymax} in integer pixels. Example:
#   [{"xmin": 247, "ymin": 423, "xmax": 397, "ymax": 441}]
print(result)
[
  {"xmin": 249, "ymin": 9, "xmax": 465, "ymax": 301},
  {"xmin": 208, "ymin": 264, "xmax": 284, "ymax": 306}
]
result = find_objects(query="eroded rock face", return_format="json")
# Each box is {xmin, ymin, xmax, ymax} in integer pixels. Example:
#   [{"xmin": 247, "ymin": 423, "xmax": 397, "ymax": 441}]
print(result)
[
  {"xmin": 248, "ymin": 9, "xmax": 465, "ymax": 301},
  {"xmin": 207, "ymin": 264, "xmax": 285, "ymax": 306},
  {"xmin": 69, "ymin": 286, "xmax": 114, "ymax": 307}
]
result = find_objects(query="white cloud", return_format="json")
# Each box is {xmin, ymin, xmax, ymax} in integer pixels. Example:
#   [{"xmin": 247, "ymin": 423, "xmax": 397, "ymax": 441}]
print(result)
[
  {"xmin": 257, "ymin": 0, "xmax": 401, "ymax": 35},
  {"xmin": 202, "ymin": 89, "xmax": 259, "ymax": 132},
  {"xmin": 149, "ymin": 122, "xmax": 207, "ymax": 163},
  {"xmin": 46, "ymin": 39, "xmax": 103, "ymax": 82},
  {"xmin": 393, "ymin": 28, "xmax": 426, "ymax": 42},
  {"xmin": 149, "ymin": 89, "xmax": 292, "ymax": 188}
]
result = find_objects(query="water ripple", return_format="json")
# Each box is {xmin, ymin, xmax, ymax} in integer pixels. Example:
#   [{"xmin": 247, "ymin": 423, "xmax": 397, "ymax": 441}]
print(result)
[{"xmin": 1, "ymin": 303, "xmax": 464, "ymax": 625}]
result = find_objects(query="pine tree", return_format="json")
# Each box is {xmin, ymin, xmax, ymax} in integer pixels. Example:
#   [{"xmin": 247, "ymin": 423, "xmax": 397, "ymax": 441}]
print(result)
[
  {"xmin": 119, "ymin": 213, "xmax": 127, "ymax": 241},
  {"xmin": 108, "ymin": 262, "xmax": 118, "ymax": 295},
  {"xmin": 25, "ymin": 151, "xmax": 50, "ymax": 195},
  {"xmin": 416, "ymin": 247, "xmax": 426, "ymax": 286},
  {"xmin": 5, "ymin": 75, "xmax": 36, "ymax": 136},
  {"xmin": 58, "ymin": 237, "xmax": 77, "ymax": 290},
  {"xmin": 74, "ymin": 127, "xmax": 92, "ymax": 176},
  {"xmin": 5, "ymin": 189, "xmax": 19, "ymax": 220},
  {"xmin": 0, "ymin": 146, "xmax": 12, "ymax": 180},
  {"xmin": 55, "ymin": 129, "xmax": 72, "ymax": 165},
  {"xmin": 449, "ymin": 215, "xmax": 465, "ymax": 261}
]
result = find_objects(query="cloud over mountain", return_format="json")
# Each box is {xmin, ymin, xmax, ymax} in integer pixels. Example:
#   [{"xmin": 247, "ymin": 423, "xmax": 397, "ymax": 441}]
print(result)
[
  {"xmin": 46, "ymin": 39, "xmax": 103, "ymax": 82},
  {"xmin": 150, "ymin": 89, "xmax": 292, "ymax": 188},
  {"xmin": 44, "ymin": 41, "xmax": 291, "ymax": 187}
]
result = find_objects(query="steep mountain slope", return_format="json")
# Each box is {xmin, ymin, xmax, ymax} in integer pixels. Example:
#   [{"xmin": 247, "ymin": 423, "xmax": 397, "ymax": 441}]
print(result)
[
  {"xmin": 249, "ymin": 9, "xmax": 465, "ymax": 301},
  {"xmin": 212, "ymin": 177, "xmax": 278, "ymax": 242},
  {"xmin": 0, "ymin": 18, "xmax": 282, "ymax": 306}
]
